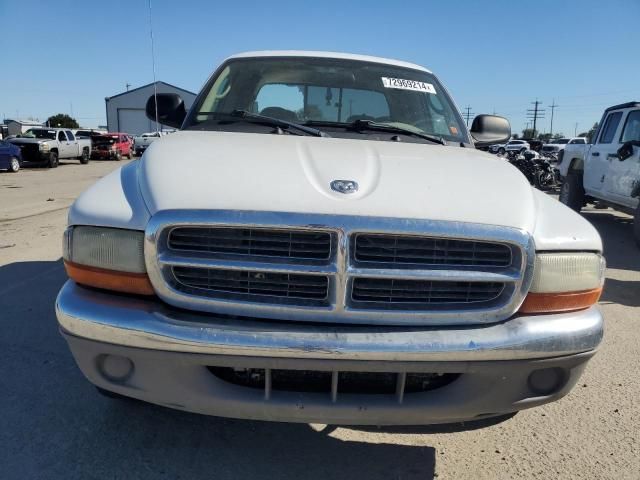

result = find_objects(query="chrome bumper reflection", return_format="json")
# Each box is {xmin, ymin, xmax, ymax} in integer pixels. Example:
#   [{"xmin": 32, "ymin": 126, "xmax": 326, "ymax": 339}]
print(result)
[{"xmin": 56, "ymin": 281, "xmax": 603, "ymax": 362}]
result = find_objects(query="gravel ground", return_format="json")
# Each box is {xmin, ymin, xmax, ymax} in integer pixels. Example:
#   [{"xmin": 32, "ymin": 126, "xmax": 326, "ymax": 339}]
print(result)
[{"xmin": 0, "ymin": 160, "xmax": 638, "ymax": 479}]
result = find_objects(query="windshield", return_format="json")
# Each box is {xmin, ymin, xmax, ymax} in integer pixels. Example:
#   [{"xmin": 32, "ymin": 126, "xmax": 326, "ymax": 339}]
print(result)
[
  {"xmin": 186, "ymin": 57, "xmax": 468, "ymax": 144},
  {"xmin": 23, "ymin": 129, "xmax": 56, "ymax": 139},
  {"xmin": 553, "ymin": 139, "xmax": 570, "ymax": 144}
]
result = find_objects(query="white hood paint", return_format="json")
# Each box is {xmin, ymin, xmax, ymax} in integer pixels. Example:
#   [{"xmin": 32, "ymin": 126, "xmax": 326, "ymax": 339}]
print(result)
[
  {"xmin": 69, "ymin": 130, "xmax": 603, "ymax": 252},
  {"xmin": 138, "ymin": 131, "xmax": 537, "ymax": 231}
]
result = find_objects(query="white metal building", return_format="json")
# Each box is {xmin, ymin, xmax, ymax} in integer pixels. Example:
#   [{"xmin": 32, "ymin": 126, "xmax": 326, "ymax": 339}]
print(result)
[
  {"xmin": 105, "ymin": 81, "xmax": 197, "ymax": 134},
  {"xmin": 4, "ymin": 119, "xmax": 44, "ymax": 136}
]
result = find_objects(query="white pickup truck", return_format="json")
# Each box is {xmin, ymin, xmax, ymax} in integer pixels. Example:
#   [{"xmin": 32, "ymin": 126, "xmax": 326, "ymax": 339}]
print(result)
[
  {"xmin": 559, "ymin": 102, "xmax": 640, "ymax": 244},
  {"xmin": 56, "ymin": 51, "xmax": 604, "ymax": 426},
  {"xmin": 541, "ymin": 137, "xmax": 587, "ymax": 158},
  {"xmin": 133, "ymin": 131, "xmax": 164, "ymax": 155},
  {"xmin": 8, "ymin": 128, "xmax": 91, "ymax": 167}
]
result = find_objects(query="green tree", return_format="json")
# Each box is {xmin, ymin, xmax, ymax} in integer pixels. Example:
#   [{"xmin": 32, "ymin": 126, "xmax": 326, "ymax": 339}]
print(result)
[
  {"xmin": 538, "ymin": 133, "xmax": 553, "ymax": 142},
  {"xmin": 522, "ymin": 128, "xmax": 538, "ymax": 139},
  {"xmin": 585, "ymin": 122, "xmax": 598, "ymax": 142},
  {"xmin": 46, "ymin": 113, "xmax": 79, "ymax": 129}
]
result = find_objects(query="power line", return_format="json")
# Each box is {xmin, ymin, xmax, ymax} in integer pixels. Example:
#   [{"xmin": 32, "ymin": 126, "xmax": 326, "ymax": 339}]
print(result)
[
  {"xmin": 462, "ymin": 105, "xmax": 474, "ymax": 126},
  {"xmin": 548, "ymin": 99, "xmax": 558, "ymax": 137},
  {"xmin": 526, "ymin": 99, "xmax": 545, "ymax": 135}
]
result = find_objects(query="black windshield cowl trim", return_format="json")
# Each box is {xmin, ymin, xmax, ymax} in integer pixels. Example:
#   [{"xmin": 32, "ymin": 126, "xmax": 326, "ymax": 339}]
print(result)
[{"xmin": 346, "ymin": 119, "xmax": 446, "ymax": 145}]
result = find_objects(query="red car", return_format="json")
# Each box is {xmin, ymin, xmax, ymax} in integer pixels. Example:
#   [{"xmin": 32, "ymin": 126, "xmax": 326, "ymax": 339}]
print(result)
[{"xmin": 91, "ymin": 133, "xmax": 133, "ymax": 160}]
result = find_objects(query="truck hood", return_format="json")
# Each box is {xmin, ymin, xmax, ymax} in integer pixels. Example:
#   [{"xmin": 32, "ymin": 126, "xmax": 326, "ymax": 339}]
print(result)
[
  {"xmin": 8, "ymin": 137, "xmax": 46, "ymax": 145},
  {"xmin": 138, "ymin": 131, "xmax": 537, "ymax": 232}
]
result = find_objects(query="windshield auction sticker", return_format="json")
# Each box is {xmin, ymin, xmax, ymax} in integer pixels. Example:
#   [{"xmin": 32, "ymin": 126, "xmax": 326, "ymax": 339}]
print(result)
[{"xmin": 381, "ymin": 77, "xmax": 436, "ymax": 94}]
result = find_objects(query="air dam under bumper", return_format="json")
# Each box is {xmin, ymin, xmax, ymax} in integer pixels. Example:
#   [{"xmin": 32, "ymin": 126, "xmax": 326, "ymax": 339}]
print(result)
[{"xmin": 56, "ymin": 281, "xmax": 603, "ymax": 425}]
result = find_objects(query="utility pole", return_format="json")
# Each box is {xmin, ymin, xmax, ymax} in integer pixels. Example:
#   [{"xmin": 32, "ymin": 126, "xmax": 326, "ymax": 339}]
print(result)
[
  {"xmin": 462, "ymin": 106, "xmax": 474, "ymax": 126},
  {"xmin": 526, "ymin": 99, "xmax": 545, "ymax": 138},
  {"xmin": 548, "ymin": 99, "xmax": 558, "ymax": 137},
  {"xmin": 126, "ymin": 83, "xmax": 131, "ymax": 92},
  {"xmin": 575, "ymin": 122, "xmax": 579, "ymax": 136}
]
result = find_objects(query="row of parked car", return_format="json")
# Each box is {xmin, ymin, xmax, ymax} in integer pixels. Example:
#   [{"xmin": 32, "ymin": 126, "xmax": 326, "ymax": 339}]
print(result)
[
  {"xmin": 487, "ymin": 137, "xmax": 588, "ymax": 156},
  {"xmin": 0, "ymin": 128, "xmax": 168, "ymax": 172}
]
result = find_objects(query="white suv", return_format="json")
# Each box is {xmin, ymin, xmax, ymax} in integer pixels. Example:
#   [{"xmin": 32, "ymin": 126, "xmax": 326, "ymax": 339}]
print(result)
[
  {"xmin": 559, "ymin": 102, "xmax": 640, "ymax": 245},
  {"xmin": 499, "ymin": 140, "xmax": 530, "ymax": 154}
]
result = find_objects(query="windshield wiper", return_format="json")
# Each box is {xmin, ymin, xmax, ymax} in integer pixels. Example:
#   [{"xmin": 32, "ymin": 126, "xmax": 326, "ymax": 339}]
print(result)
[
  {"xmin": 205, "ymin": 110, "xmax": 329, "ymax": 137},
  {"xmin": 346, "ymin": 119, "xmax": 445, "ymax": 145}
]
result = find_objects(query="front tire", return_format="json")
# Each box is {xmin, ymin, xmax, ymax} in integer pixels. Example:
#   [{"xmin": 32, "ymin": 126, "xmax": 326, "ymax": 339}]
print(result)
[
  {"xmin": 498, "ymin": 147, "xmax": 505, "ymax": 155},
  {"xmin": 9, "ymin": 156, "xmax": 20, "ymax": 172},
  {"xmin": 79, "ymin": 148, "xmax": 90, "ymax": 164},
  {"xmin": 48, "ymin": 151, "xmax": 59, "ymax": 168},
  {"xmin": 559, "ymin": 172, "xmax": 584, "ymax": 212}
]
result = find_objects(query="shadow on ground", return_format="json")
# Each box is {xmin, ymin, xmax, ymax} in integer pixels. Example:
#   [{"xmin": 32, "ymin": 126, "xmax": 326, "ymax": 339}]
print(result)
[{"xmin": 0, "ymin": 259, "xmax": 437, "ymax": 480}]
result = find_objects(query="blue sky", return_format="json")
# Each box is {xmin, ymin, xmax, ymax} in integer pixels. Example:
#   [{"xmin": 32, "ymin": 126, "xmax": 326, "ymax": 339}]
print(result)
[{"xmin": 1, "ymin": 0, "xmax": 638, "ymax": 136}]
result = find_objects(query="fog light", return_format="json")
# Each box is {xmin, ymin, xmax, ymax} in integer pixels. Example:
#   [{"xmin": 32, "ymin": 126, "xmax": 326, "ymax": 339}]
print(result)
[
  {"xmin": 98, "ymin": 354, "xmax": 134, "ymax": 382},
  {"xmin": 527, "ymin": 367, "xmax": 566, "ymax": 396}
]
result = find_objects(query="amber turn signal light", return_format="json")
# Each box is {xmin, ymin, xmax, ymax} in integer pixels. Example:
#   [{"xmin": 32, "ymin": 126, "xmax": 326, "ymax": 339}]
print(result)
[
  {"xmin": 64, "ymin": 260, "xmax": 155, "ymax": 296},
  {"xmin": 519, "ymin": 288, "xmax": 602, "ymax": 314}
]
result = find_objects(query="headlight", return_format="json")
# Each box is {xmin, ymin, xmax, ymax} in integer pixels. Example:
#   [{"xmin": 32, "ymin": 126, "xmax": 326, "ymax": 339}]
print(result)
[
  {"xmin": 63, "ymin": 226, "xmax": 154, "ymax": 295},
  {"xmin": 520, "ymin": 252, "xmax": 605, "ymax": 313},
  {"xmin": 39, "ymin": 143, "xmax": 50, "ymax": 152}
]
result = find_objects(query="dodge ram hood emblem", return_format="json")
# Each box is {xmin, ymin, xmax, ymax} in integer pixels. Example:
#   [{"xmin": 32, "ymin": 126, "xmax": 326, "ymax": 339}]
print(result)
[{"xmin": 330, "ymin": 179, "xmax": 358, "ymax": 194}]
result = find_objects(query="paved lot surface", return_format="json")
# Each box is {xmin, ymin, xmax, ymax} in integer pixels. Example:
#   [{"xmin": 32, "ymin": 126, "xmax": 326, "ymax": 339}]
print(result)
[{"xmin": 1, "ymin": 160, "xmax": 638, "ymax": 479}]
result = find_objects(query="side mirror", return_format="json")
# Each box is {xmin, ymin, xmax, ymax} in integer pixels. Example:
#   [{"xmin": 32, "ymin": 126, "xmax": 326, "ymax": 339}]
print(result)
[
  {"xmin": 146, "ymin": 93, "xmax": 187, "ymax": 129},
  {"xmin": 470, "ymin": 115, "xmax": 511, "ymax": 149},
  {"xmin": 617, "ymin": 141, "xmax": 640, "ymax": 161}
]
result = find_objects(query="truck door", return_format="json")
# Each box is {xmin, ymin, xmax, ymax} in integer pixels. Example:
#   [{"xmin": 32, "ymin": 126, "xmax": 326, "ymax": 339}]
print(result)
[
  {"xmin": 605, "ymin": 109, "xmax": 640, "ymax": 209},
  {"xmin": 584, "ymin": 110, "xmax": 623, "ymax": 199},
  {"xmin": 66, "ymin": 130, "xmax": 79, "ymax": 157},
  {"xmin": 57, "ymin": 130, "xmax": 71, "ymax": 158}
]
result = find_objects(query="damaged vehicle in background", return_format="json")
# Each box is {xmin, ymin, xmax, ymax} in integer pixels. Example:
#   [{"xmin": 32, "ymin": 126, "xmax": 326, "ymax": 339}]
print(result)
[
  {"xmin": 559, "ymin": 102, "xmax": 640, "ymax": 245},
  {"xmin": 56, "ymin": 51, "xmax": 605, "ymax": 426},
  {"xmin": 91, "ymin": 133, "xmax": 134, "ymax": 161}
]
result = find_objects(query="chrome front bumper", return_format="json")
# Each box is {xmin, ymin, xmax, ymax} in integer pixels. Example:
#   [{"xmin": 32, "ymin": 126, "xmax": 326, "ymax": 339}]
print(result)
[
  {"xmin": 56, "ymin": 281, "xmax": 602, "ymax": 362},
  {"xmin": 56, "ymin": 281, "xmax": 603, "ymax": 424}
]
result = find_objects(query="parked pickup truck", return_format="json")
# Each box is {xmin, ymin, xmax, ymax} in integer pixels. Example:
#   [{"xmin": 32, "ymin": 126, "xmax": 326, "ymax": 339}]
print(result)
[
  {"xmin": 559, "ymin": 102, "xmax": 640, "ymax": 245},
  {"xmin": 56, "ymin": 51, "xmax": 604, "ymax": 426},
  {"xmin": 133, "ymin": 131, "xmax": 163, "ymax": 155},
  {"xmin": 8, "ymin": 128, "xmax": 91, "ymax": 167},
  {"xmin": 542, "ymin": 137, "xmax": 587, "ymax": 156}
]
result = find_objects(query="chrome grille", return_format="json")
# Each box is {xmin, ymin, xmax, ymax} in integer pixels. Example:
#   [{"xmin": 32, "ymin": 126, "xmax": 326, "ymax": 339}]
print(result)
[
  {"xmin": 146, "ymin": 211, "xmax": 533, "ymax": 326},
  {"xmin": 169, "ymin": 227, "xmax": 331, "ymax": 261},
  {"xmin": 172, "ymin": 266, "xmax": 329, "ymax": 303},
  {"xmin": 351, "ymin": 278, "xmax": 504, "ymax": 307},
  {"xmin": 354, "ymin": 233, "xmax": 511, "ymax": 267}
]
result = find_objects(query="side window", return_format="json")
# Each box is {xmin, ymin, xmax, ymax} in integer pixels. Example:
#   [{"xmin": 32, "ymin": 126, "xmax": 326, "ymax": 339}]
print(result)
[
  {"xmin": 598, "ymin": 111, "xmax": 623, "ymax": 144},
  {"xmin": 620, "ymin": 110, "xmax": 640, "ymax": 143},
  {"xmin": 66, "ymin": 130, "xmax": 75, "ymax": 141},
  {"xmin": 57, "ymin": 131, "xmax": 67, "ymax": 141}
]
